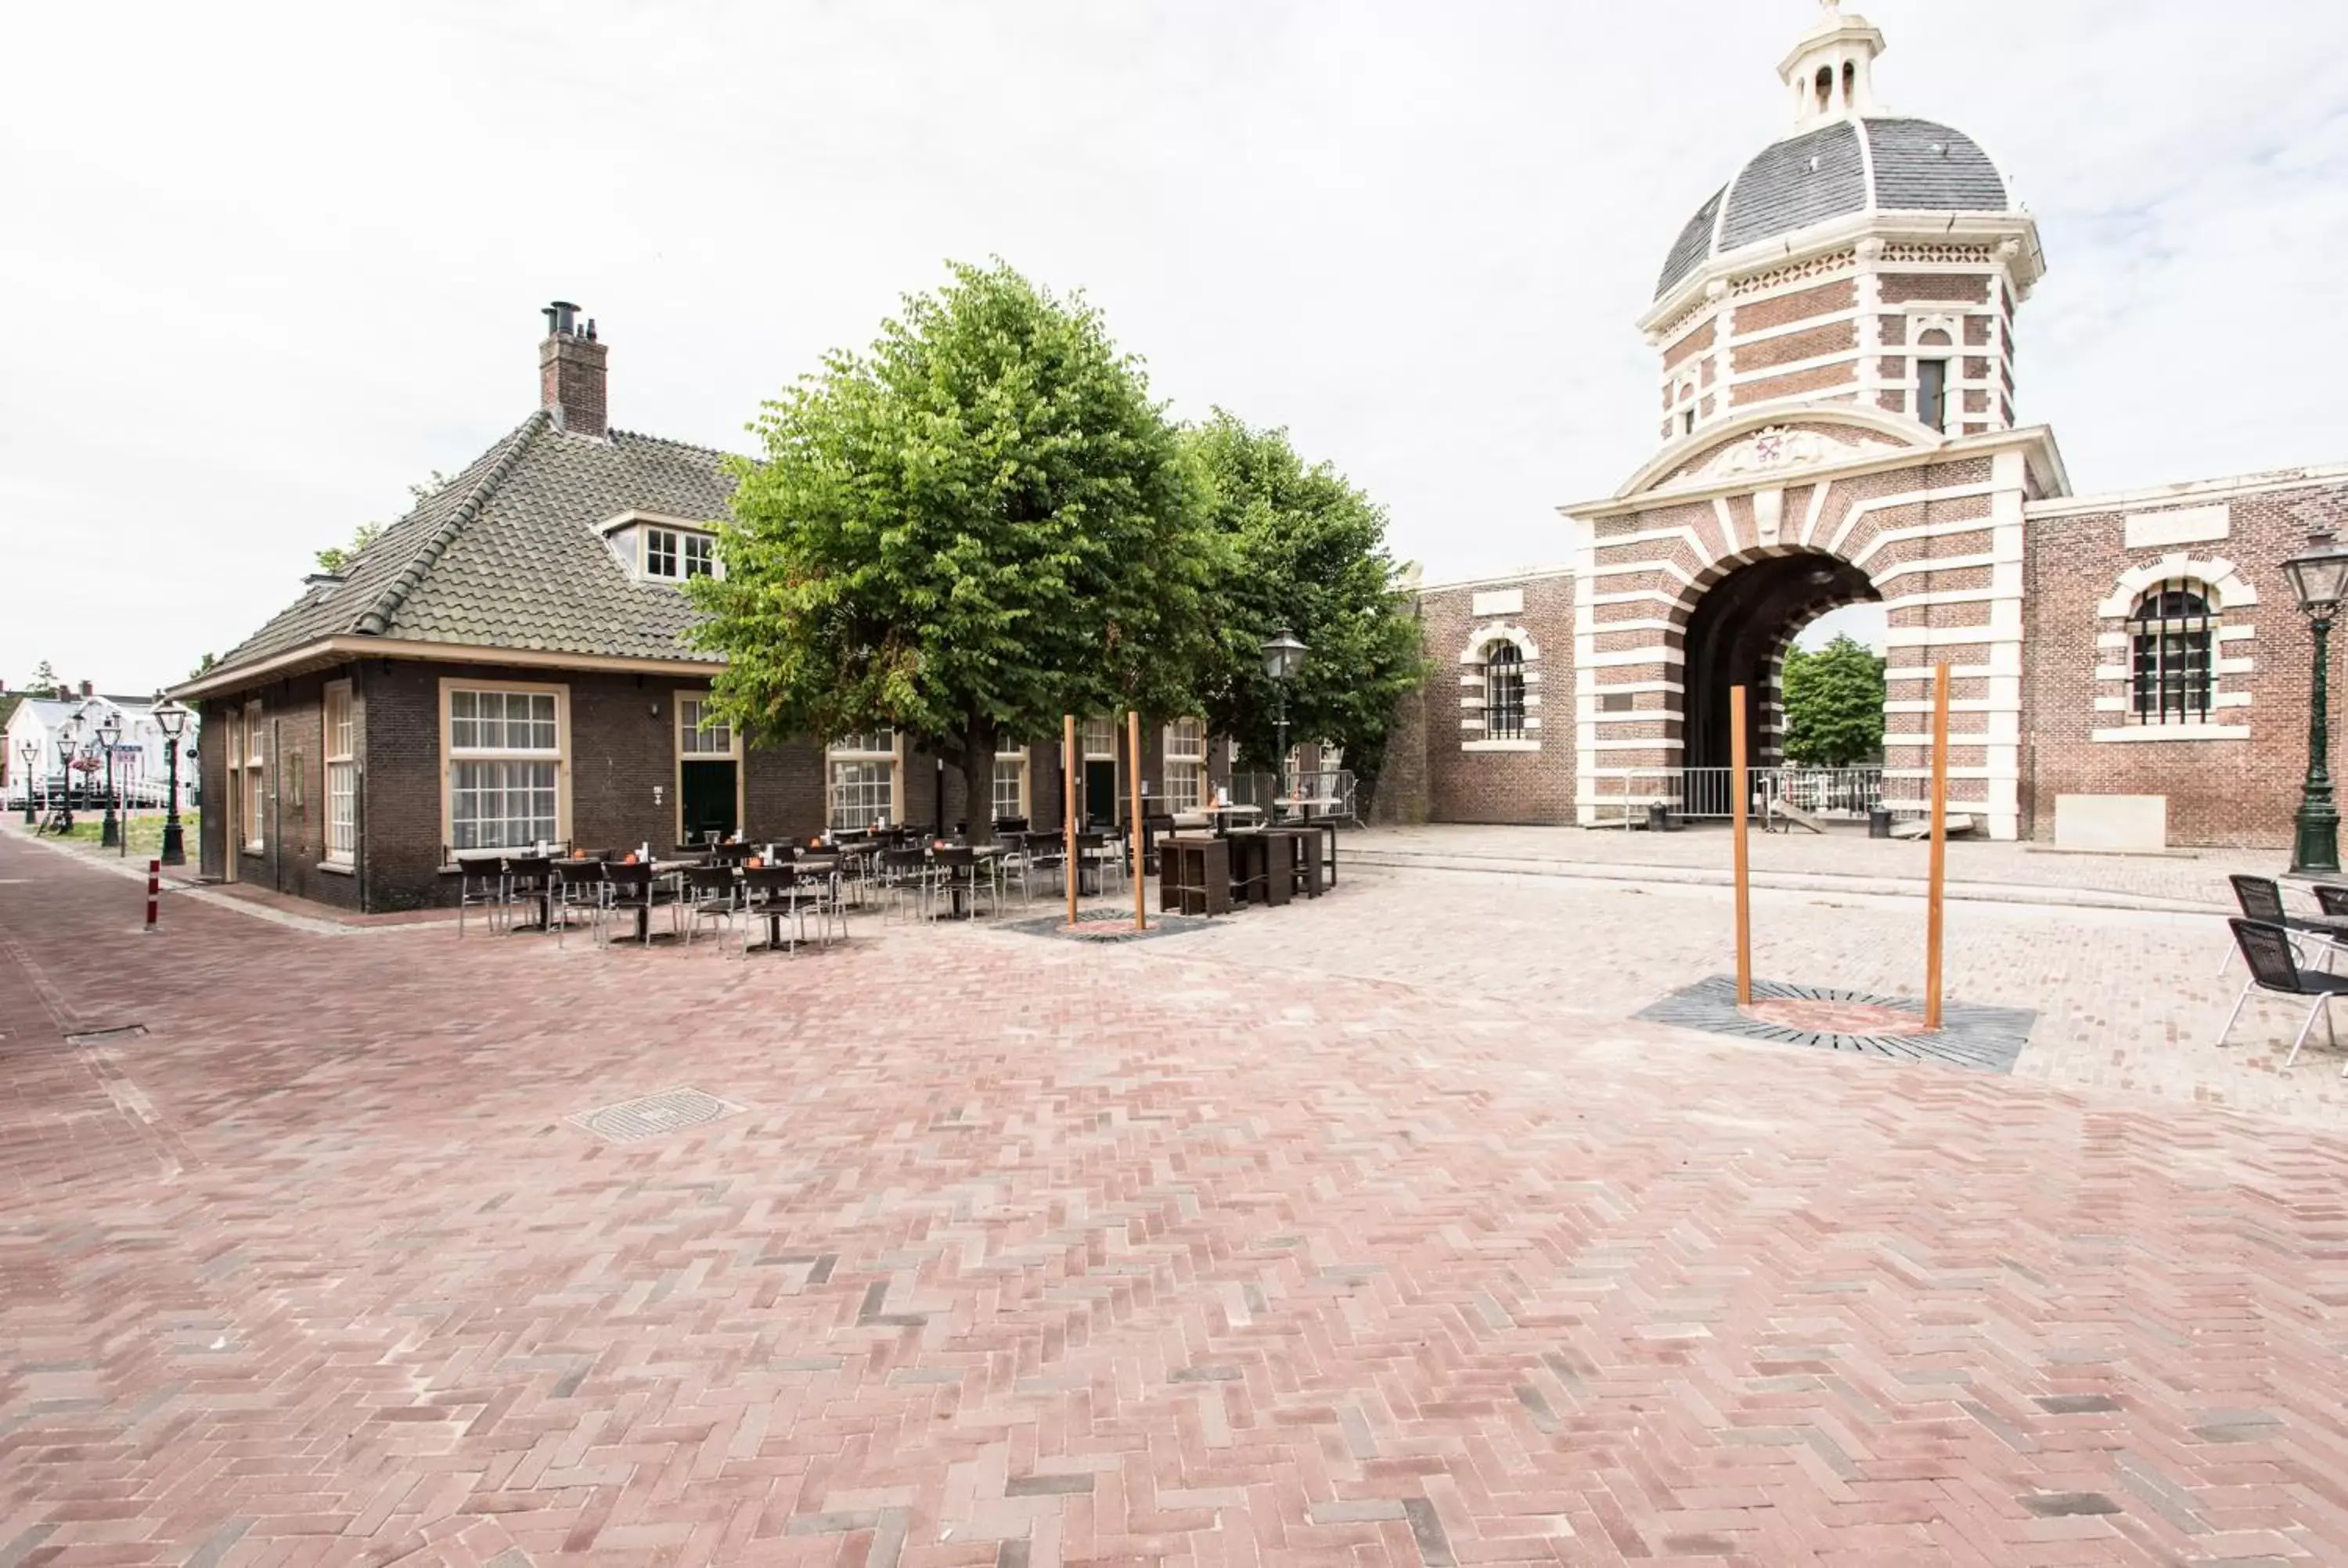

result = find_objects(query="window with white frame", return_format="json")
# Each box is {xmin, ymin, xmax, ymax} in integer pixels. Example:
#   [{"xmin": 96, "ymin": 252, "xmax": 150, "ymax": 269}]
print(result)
[
  {"xmin": 324, "ymin": 681, "xmax": 355, "ymax": 865},
  {"xmin": 644, "ymin": 527, "xmax": 717, "ymax": 581},
  {"xmin": 242, "ymin": 699, "xmax": 265, "ymax": 849},
  {"xmin": 2128, "ymin": 582, "xmax": 2217, "ymax": 726},
  {"xmin": 446, "ymin": 687, "xmax": 562, "ymax": 851},
  {"xmin": 678, "ymin": 696, "xmax": 732, "ymax": 755},
  {"xmin": 992, "ymin": 739, "xmax": 1028, "ymax": 822},
  {"xmin": 828, "ymin": 730, "xmax": 897, "ymax": 829},
  {"xmin": 1082, "ymin": 718, "xmax": 1117, "ymax": 760},
  {"xmin": 1484, "ymin": 644, "xmax": 1526, "ymax": 739},
  {"xmin": 1163, "ymin": 718, "xmax": 1207, "ymax": 812}
]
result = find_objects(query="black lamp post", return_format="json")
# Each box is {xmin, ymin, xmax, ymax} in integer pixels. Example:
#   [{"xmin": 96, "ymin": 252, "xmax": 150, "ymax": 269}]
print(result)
[
  {"xmin": 153, "ymin": 697, "xmax": 191, "ymax": 866},
  {"xmin": 16, "ymin": 738, "xmax": 34, "ymax": 824},
  {"xmin": 1261, "ymin": 628, "xmax": 1309, "ymax": 815},
  {"xmin": 56, "ymin": 716, "xmax": 81, "ymax": 832},
  {"xmin": 2284, "ymin": 530, "xmax": 2348, "ymax": 876},
  {"xmin": 96, "ymin": 710, "xmax": 123, "ymax": 850}
]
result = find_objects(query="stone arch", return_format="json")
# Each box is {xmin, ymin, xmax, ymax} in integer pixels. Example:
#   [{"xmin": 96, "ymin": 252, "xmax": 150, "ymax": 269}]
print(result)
[
  {"xmin": 2095, "ymin": 553, "xmax": 2257, "ymax": 617},
  {"xmin": 1666, "ymin": 545, "xmax": 1884, "ymax": 771},
  {"xmin": 1457, "ymin": 623, "xmax": 1544, "ymax": 749}
]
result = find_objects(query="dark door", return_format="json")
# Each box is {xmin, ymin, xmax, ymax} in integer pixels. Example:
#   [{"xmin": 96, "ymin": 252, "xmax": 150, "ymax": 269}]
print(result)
[
  {"xmin": 681, "ymin": 760, "xmax": 738, "ymax": 843},
  {"xmin": 1083, "ymin": 759, "xmax": 1118, "ymax": 828}
]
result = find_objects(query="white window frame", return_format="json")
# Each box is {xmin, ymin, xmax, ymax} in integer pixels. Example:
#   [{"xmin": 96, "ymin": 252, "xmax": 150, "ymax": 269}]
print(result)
[
  {"xmin": 324, "ymin": 680, "xmax": 356, "ymax": 866},
  {"xmin": 642, "ymin": 524, "xmax": 720, "ymax": 582},
  {"xmin": 827, "ymin": 730, "xmax": 902, "ymax": 829},
  {"xmin": 439, "ymin": 679, "xmax": 570, "ymax": 855},
  {"xmin": 242, "ymin": 699, "xmax": 265, "ymax": 851},
  {"xmin": 1162, "ymin": 718, "xmax": 1208, "ymax": 813},
  {"xmin": 992, "ymin": 740, "xmax": 1029, "ymax": 822},
  {"xmin": 675, "ymin": 692, "xmax": 745, "ymax": 844}
]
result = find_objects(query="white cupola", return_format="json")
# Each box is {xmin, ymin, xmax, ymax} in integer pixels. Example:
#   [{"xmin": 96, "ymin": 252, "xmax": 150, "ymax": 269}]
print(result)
[{"xmin": 1779, "ymin": 0, "xmax": 1886, "ymax": 129}]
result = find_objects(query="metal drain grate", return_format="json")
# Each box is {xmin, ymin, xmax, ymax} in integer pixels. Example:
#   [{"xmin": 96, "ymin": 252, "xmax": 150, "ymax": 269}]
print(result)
[
  {"xmin": 67, "ymin": 1024, "xmax": 148, "ymax": 1046},
  {"xmin": 570, "ymin": 1087, "xmax": 744, "ymax": 1144}
]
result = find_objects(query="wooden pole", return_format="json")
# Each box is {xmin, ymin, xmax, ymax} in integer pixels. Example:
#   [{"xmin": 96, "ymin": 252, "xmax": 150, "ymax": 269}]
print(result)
[
  {"xmin": 1128, "ymin": 710, "xmax": 1147, "ymax": 930},
  {"xmin": 1925, "ymin": 662, "xmax": 1950, "ymax": 1030},
  {"xmin": 1730, "ymin": 683, "xmax": 1752, "ymax": 1007},
  {"xmin": 1064, "ymin": 714, "xmax": 1080, "ymax": 930}
]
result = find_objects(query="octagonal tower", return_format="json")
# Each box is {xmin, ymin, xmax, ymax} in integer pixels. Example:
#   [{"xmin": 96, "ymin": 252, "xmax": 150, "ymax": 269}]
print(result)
[{"xmin": 1644, "ymin": 1, "xmax": 2044, "ymax": 447}]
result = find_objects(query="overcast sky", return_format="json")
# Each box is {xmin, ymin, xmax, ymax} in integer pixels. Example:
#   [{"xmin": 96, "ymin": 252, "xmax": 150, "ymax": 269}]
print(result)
[{"xmin": 6, "ymin": 0, "xmax": 2346, "ymax": 689}]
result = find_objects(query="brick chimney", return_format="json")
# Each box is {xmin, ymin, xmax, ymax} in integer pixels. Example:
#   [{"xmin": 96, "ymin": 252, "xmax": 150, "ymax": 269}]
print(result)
[
  {"xmin": 538, "ymin": 300, "xmax": 607, "ymax": 436},
  {"xmin": 79, "ymin": 679, "xmax": 92, "ymax": 699}
]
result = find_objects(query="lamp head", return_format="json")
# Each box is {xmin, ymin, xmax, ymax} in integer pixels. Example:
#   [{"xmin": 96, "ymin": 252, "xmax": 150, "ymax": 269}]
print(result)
[
  {"xmin": 1260, "ymin": 627, "xmax": 1309, "ymax": 682},
  {"xmin": 151, "ymin": 696, "xmax": 191, "ymax": 740},
  {"xmin": 2284, "ymin": 530, "xmax": 2348, "ymax": 620}
]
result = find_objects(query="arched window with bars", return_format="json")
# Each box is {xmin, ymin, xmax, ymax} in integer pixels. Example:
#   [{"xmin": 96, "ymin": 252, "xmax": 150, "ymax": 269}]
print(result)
[
  {"xmin": 2127, "ymin": 581, "xmax": 2217, "ymax": 725},
  {"xmin": 1484, "ymin": 642, "xmax": 1526, "ymax": 740}
]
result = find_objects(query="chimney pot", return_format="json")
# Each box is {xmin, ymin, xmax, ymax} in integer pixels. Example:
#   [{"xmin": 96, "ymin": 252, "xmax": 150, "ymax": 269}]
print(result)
[
  {"xmin": 538, "ymin": 299, "xmax": 608, "ymax": 437},
  {"xmin": 80, "ymin": 679, "xmax": 93, "ymax": 698}
]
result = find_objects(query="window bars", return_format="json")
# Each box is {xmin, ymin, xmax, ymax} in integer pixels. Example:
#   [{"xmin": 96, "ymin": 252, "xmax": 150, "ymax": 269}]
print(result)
[
  {"xmin": 1485, "ymin": 644, "xmax": 1526, "ymax": 740},
  {"xmin": 2128, "ymin": 581, "xmax": 2216, "ymax": 725}
]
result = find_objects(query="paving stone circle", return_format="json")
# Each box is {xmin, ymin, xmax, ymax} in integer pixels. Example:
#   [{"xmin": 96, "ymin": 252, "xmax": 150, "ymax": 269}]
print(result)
[
  {"xmin": 1638, "ymin": 974, "xmax": 2036, "ymax": 1073},
  {"xmin": 567, "ymin": 1086, "xmax": 744, "ymax": 1143},
  {"xmin": 1001, "ymin": 910, "xmax": 1213, "ymax": 944}
]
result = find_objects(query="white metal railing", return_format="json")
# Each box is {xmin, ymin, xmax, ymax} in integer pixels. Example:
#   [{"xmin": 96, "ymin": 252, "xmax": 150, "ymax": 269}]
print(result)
[{"xmin": 1595, "ymin": 766, "xmax": 1912, "ymax": 827}]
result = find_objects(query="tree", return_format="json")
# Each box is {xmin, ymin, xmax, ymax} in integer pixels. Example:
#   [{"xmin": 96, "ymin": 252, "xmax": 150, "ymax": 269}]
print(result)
[
  {"xmin": 690, "ymin": 261, "xmax": 1214, "ymax": 843},
  {"xmin": 189, "ymin": 652, "xmax": 218, "ymax": 681},
  {"xmin": 314, "ymin": 523, "xmax": 381, "ymax": 575},
  {"xmin": 1183, "ymin": 412, "xmax": 1428, "ymax": 810},
  {"xmin": 30, "ymin": 660, "xmax": 62, "ymax": 698},
  {"xmin": 315, "ymin": 471, "xmax": 452, "ymax": 573},
  {"xmin": 1781, "ymin": 634, "xmax": 1885, "ymax": 767}
]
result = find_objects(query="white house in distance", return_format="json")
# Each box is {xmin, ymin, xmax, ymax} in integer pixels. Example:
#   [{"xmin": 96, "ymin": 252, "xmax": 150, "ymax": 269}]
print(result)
[{"xmin": 2, "ymin": 687, "xmax": 200, "ymax": 809}]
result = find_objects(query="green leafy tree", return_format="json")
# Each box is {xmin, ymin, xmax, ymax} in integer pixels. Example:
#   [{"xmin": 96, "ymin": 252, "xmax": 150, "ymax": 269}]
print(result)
[
  {"xmin": 30, "ymin": 660, "xmax": 63, "ymax": 698},
  {"xmin": 690, "ymin": 261, "xmax": 1214, "ymax": 843},
  {"xmin": 1183, "ymin": 412, "xmax": 1428, "ymax": 811},
  {"xmin": 189, "ymin": 652, "xmax": 218, "ymax": 681},
  {"xmin": 315, "ymin": 471, "xmax": 451, "ymax": 573},
  {"xmin": 1781, "ymin": 634, "xmax": 1886, "ymax": 767}
]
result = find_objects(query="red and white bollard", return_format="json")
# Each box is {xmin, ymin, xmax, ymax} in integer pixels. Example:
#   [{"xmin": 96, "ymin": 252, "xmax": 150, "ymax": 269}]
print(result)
[{"xmin": 145, "ymin": 859, "xmax": 160, "ymax": 932}]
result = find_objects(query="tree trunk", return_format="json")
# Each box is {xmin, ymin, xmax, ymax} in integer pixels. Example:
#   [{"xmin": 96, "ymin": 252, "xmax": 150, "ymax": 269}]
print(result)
[{"xmin": 956, "ymin": 714, "xmax": 999, "ymax": 846}]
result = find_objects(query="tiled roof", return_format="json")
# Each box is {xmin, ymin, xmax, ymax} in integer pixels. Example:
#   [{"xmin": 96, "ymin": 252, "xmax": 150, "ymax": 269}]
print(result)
[
  {"xmin": 1655, "ymin": 117, "xmax": 2013, "ymax": 299},
  {"xmin": 207, "ymin": 413, "xmax": 740, "ymax": 680}
]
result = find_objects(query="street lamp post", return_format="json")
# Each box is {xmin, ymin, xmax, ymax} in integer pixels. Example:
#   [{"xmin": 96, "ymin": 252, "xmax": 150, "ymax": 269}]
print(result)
[
  {"xmin": 16, "ymin": 739, "xmax": 34, "ymax": 825},
  {"xmin": 2283, "ymin": 530, "xmax": 2348, "ymax": 876},
  {"xmin": 153, "ymin": 697, "xmax": 191, "ymax": 867},
  {"xmin": 1260, "ymin": 628, "xmax": 1309, "ymax": 819},
  {"xmin": 56, "ymin": 716, "xmax": 81, "ymax": 833},
  {"xmin": 97, "ymin": 711, "xmax": 123, "ymax": 851}
]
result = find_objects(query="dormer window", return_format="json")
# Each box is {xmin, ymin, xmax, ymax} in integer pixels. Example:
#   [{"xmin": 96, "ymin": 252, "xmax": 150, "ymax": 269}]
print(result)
[{"xmin": 646, "ymin": 527, "xmax": 714, "ymax": 580}]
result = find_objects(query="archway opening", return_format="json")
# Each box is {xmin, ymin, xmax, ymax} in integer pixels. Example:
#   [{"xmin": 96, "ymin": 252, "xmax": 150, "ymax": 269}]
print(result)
[{"xmin": 1681, "ymin": 552, "xmax": 1881, "ymax": 774}]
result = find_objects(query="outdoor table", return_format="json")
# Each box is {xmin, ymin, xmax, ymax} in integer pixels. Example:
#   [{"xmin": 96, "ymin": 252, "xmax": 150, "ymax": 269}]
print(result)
[
  {"xmin": 1204, "ymin": 804, "xmax": 1262, "ymax": 839},
  {"xmin": 1159, "ymin": 836, "xmax": 1230, "ymax": 916}
]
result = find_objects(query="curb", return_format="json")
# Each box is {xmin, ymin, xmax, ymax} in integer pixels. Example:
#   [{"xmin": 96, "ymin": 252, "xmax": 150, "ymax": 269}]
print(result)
[{"xmin": 1341, "ymin": 848, "xmax": 2234, "ymax": 918}]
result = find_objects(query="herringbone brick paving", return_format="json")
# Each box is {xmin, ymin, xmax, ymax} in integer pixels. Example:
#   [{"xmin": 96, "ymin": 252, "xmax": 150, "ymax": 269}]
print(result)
[{"xmin": 3, "ymin": 833, "xmax": 2346, "ymax": 1566}]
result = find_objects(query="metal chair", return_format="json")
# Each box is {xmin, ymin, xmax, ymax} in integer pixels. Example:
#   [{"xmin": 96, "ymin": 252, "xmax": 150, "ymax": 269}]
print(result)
[
  {"xmin": 680, "ymin": 865, "xmax": 740, "ymax": 950},
  {"xmin": 500, "ymin": 854, "xmax": 556, "ymax": 935},
  {"xmin": 553, "ymin": 858, "xmax": 610, "ymax": 948},
  {"xmin": 2216, "ymin": 918, "xmax": 2348, "ymax": 1071},
  {"xmin": 2219, "ymin": 875, "xmax": 2345, "ymax": 976},
  {"xmin": 877, "ymin": 847, "xmax": 937, "ymax": 922},
  {"xmin": 603, "ymin": 861, "xmax": 675, "ymax": 947},
  {"xmin": 929, "ymin": 846, "xmax": 987, "ymax": 920},
  {"xmin": 453, "ymin": 853, "xmax": 506, "ymax": 937}
]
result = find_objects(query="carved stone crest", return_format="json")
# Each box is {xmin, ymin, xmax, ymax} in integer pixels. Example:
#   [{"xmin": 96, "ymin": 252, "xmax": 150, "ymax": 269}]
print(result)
[{"xmin": 1697, "ymin": 425, "xmax": 1825, "ymax": 482}]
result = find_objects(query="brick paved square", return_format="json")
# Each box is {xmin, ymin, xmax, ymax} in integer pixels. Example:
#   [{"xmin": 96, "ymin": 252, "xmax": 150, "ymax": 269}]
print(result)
[{"xmin": 4, "ymin": 828, "xmax": 2346, "ymax": 1566}]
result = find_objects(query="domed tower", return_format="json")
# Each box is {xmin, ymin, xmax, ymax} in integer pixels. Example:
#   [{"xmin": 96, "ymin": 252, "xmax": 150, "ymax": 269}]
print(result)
[{"xmin": 1644, "ymin": 1, "xmax": 2043, "ymax": 446}]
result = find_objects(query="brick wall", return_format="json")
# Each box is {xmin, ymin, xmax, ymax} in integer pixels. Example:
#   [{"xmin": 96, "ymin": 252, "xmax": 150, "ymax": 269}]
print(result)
[
  {"xmin": 1409, "ymin": 574, "xmax": 1578, "ymax": 823},
  {"xmin": 2024, "ymin": 478, "xmax": 2348, "ymax": 847}
]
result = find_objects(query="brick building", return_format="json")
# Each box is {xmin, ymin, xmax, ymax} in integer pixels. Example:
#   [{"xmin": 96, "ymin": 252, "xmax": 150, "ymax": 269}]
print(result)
[
  {"xmin": 178, "ymin": 304, "xmax": 1226, "ymax": 912},
  {"xmin": 1374, "ymin": 2, "xmax": 2346, "ymax": 849}
]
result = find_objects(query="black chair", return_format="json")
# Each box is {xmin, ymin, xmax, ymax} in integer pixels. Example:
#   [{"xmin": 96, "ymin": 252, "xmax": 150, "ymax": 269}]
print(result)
[
  {"xmin": 929, "ymin": 845, "xmax": 988, "ymax": 920},
  {"xmin": 500, "ymin": 854, "xmax": 556, "ymax": 934},
  {"xmin": 680, "ymin": 865, "xmax": 740, "ymax": 950},
  {"xmin": 552, "ymin": 858, "xmax": 610, "ymax": 948},
  {"xmin": 2217, "ymin": 918, "xmax": 2348, "ymax": 1071},
  {"xmin": 2315, "ymin": 883, "xmax": 2348, "ymax": 923},
  {"xmin": 877, "ymin": 847, "xmax": 937, "ymax": 922},
  {"xmin": 452, "ymin": 852, "xmax": 506, "ymax": 937},
  {"xmin": 2220, "ymin": 874, "xmax": 2346, "ymax": 976},
  {"xmin": 603, "ymin": 861, "xmax": 676, "ymax": 947}
]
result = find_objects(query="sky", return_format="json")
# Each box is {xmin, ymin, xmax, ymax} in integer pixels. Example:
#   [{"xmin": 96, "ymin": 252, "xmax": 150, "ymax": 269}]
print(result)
[{"xmin": 6, "ymin": 0, "xmax": 2347, "ymax": 689}]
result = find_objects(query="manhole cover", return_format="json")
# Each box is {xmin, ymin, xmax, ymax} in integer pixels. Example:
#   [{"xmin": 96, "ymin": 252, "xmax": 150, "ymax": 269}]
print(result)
[
  {"xmin": 66, "ymin": 1024, "xmax": 148, "ymax": 1046},
  {"xmin": 570, "ymin": 1087, "xmax": 744, "ymax": 1144}
]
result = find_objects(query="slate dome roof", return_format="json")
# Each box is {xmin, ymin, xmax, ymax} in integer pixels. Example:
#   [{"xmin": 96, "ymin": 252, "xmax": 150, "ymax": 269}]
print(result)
[{"xmin": 1656, "ymin": 117, "xmax": 2012, "ymax": 300}]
